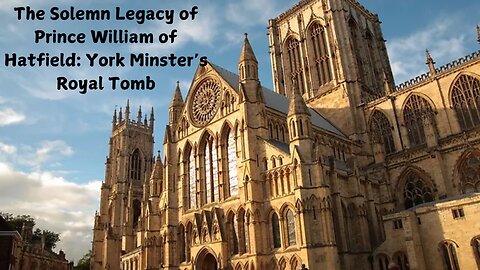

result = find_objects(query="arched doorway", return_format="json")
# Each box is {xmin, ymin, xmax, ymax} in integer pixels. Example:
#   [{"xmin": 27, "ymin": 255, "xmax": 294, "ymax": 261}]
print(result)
[{"xmin": 196, "ymin": 251, "xmax": 218, "ymax": 270}]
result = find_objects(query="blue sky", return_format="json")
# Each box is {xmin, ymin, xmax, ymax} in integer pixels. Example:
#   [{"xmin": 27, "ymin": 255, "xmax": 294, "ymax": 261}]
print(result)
[{"xmin": 0, "ymin": 0, "xmax": 479, "ymax": 262}]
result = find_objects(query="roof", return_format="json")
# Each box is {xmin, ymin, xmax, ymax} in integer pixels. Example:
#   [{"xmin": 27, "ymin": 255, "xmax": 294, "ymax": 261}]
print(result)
[
  {"xmin": 267, "ymin": 139, "xmax": 290, "ymax": 154},
  {"xmin": 209, "ymin": 63, "xmax": 345, "ymax": 137}
]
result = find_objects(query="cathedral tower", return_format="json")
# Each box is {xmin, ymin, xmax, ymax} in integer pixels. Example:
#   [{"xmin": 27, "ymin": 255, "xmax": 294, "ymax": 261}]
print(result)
[
  {"xmin": 92, "ymin": 100, "xmax": 155, "ymax": 270},
  {"xmin": 268, "ymin": 0, "xmax": 395, "ymax": 138}
]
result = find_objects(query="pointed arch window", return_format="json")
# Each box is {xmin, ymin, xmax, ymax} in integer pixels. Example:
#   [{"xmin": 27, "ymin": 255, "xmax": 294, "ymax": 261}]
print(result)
[
  {"xmin": 393, "ymin": 252, "xmax": 409, "ymax": 270},
  {"xmin": 349, "ymin": 19, "xmax": 366, "ymax": 84},
  {"xmin": 271, "ymin": 213, "xmax": 281, "ymax": 248},
  {"xmin": 132, "ymin": 199, "xmax": 141, "ymax": 228},
  {"xmin": 228, "ymin": 213, "xmax": 239, "ymax": 256},
  {"xmin": 451, "ymin": 74, "xmax": 480, "ymax": 130},
  {"xmin": 286, "ymin": 209, "xmax": 296, "ymax": 246},
  {"xmin": 459, "ymin": 152, "xmax": 480, "ymax": 194},
  {"xmin": 227, "ymin": 130, "xmax": 239, "ymax": 197},
  {"xmin": 403, "ymin": 171, "xmax": 434, "ymax": 209},
  {"xmin": 188, "ymin": 149, "xmax": 196, "ymax": 209},
  {"xmin": 309, "ymin": 22, "xmax": 332, "ymax": 87},
  {"xmin": 204, "ymin": 137, "xmax": 219, "ymax": 204},
  {"xmin": 403, "ymin": 95, "xmax": 435, "ymax": 147},
  {"xmin": 286, "ymin": 37, "xmax": 306, "ymax": 95},
  {"xmin": 441, "ymin": 241, "xmax": 460, "ymax": 270},
  {"xmin": 472, "ymin": 237, "xmax": 480, "ymax": 268},
  {"xmin": 130, "ymin": 149, "xmax": 141, "ymax": 181},
  {"xmin": 178, "ymin": 224, "xmax": 186, "ymax": 263},
  {"xmin": 370, "ymin": 110, "xmax": 396, "ymax": 154}
]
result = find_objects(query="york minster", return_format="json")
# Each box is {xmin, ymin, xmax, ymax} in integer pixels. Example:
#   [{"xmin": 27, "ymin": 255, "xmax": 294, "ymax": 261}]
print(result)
[{"xmin": 91, "ymin": 0, "xmax": 480, "ymax": 269}]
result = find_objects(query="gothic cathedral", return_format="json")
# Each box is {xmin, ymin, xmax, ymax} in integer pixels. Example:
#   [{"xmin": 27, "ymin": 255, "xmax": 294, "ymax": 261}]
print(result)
[{"xmin": 92, "ymin": 0, "xmax": 480, "ymax": 269}]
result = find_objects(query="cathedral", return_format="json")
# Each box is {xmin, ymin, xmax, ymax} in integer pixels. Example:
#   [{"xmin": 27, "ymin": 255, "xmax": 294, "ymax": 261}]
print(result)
[{"xmin": 91, "ymin": 0, "xmax": 480, "ymax": 269}]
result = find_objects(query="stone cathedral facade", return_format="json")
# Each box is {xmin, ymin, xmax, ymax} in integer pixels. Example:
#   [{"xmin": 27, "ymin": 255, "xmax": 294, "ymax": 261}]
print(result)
[{"xmin": 91, "ymin": 0, "xmax": 480, "ymax": 270}]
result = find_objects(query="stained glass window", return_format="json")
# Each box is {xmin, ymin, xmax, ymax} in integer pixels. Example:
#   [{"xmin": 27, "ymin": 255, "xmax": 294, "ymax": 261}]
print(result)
[
  {"xmin": 370, "ymin": 110, "xmax": 396, "ymax": 154},
  {"xmin": 130, "ymin": 149, "xmax": 141, "ymax": 181},
  {"xmin": 189, "ymin": 151, "xmax": 196, "ymax": 209},
  {"xmin": 459, "ymin": 152, "xmax": 480, "ymax": 193},
  {"xmin": 451, "ymin": 75, "xmax": 480, "ymax": 130},
  {"xmin": 205, "ymin": 142, "xmax": 211, "ymax": 204},
  {"xmin": 228, "ymin": 131, "xmax": 239, "ymax": 197},
  {"xmin": 286, "ymin": 38, "xmax": 306, "ymax": 94},
  {"xmin": 403, "ymin": 95, "xmax": 435, "ymax": 147},
  {"xmin": 403, "ymin": 171, "xmax": 434, "ymax": 209},
  {"xmin": 441, "ymin": 242, "xmax": 460, "ymax": 270},
  {"xmin": 310, "ymin": 22, "xmax": 332, "ymax": 86},
  {"xmin": 272, "ymin": 213, "xmax": 281, "ymax": 248},
  {"xmin": 286, "ymin": 209, "xmax": 296, "ymax": 246}
]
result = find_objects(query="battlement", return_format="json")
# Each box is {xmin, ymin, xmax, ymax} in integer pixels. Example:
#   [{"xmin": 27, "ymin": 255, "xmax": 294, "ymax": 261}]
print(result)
[
  {"xmin": 111, "ymin": 100, "xmax": 154, "ymax": 134},
  {"xmin": 394, "ymin": 50, "xmax": 480, "ymax": 93},
  {"xmin": 272, "ymin": 0, "xmax": 377, "ymax": 23}
]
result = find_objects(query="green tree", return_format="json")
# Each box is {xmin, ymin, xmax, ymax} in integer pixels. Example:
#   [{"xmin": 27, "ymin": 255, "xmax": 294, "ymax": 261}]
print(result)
[
  {"xmin": 0, "ymin": 212, "xmax": 60, "ymax": 250},
  {"xmin": 0, "ymin": 212, "xmax": 35, "ymax": 232},
  {"xmin": 33, "ymin": 228, "xmax": 61, "ymax": 250},
  {"xmin": 74, "ymin": 250, "xmax": 92, "ymax": 270}
]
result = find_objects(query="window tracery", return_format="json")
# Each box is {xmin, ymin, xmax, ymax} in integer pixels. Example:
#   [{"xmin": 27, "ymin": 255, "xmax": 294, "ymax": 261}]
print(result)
[
  {"xmin": 403, "ymin": 171, "xmax": 434, "ymax": 209},
  {"xmin": 403, "ymin": 95, "xmax": 435, "ymax": 147},
  {"xmin": 286, "ymin": 38, "xmax": 306, "ymax": 94},
  {"xmin": 370, "ymin": 110, "xmax": 396, "ymax": 154},
  {"xmin": 286, "ymin": 209, "xmax": 296, "ymax": 247},
  {"xmin": 309, "ymin": 22, "xmax": 332, "ymax": 87},
  {"xmin": 451, "ymin": 74, "xmax": 480, "ymax": 130},
  {"xmin": 130, "ymin": 149, "xmax": 141, "ymax": 181},
  {"xmin": 441, "ymin": 241, "xmax": 460, "ymax": 270},
  {"xmin": 459, "ymin": 152, "xmax": 480, "ymax": 193}
]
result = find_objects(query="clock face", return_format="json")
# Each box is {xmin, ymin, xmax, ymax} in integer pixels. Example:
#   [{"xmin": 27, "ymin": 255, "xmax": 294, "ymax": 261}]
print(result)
[{"xmin": 190, "ymin": 79, "xmax": 221, "ymax": 126}]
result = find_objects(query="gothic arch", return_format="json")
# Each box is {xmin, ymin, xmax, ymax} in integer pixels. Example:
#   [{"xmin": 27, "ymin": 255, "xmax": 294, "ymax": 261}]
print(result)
[
  {"xmin": 401, "ymin": 93, "xmax": 437, "ymax": 147},
  {"xmin": 454, "ymin": 148, "xmax": 480, "ymax": 194},
  {"xmin": 439, "ymin": 240, "xmax": 460, "ymax": 270},
  {"xmin": 283, "ymin": 35, "xmax": 307, "ymax": 95},
  {"xmin": 195, "ymin": 246, "xmax": 219, "ymax": 270},
  {"xmin": 369, "ymin": 109, "xmax": 396, "ymax": 154},
  {"xmin": 397, "ymin": 166, "xmax": 436, "ymax": 209},
  {"xmin": 306, "ymin": 19, "xmax": 333, "ymax": 88},
  {"xmin": 449, "ymin": 72, "xmax": 480, "ymax": 130},
  {"xmin": 290, "ymin": 254, "xmax": 302, "ymax": 270}
]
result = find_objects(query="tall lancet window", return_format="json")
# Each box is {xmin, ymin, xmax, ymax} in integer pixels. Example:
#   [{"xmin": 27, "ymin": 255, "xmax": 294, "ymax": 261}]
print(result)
[
  {"xmin": 227, "ymin": 130, "xmax": 239, "ymax": 197},
  {"xmin": 403, "ymin": 95, "xmax": 435, "ymax": 147},
  {"xmin": 189, "ymin": 150, "xmax": 196, "ymax": 209},
  {"xmin": 286, "ymin": 209, "xmax": 296, "ymax": 246},
  {"xmin": 130, "ymin": 149, "xmax": 141, "ymax": 181},
  {"xmin": 309, "ymin": 22, "xmax": 332, "ymax": 86},
  {"xmin": 204, "ymin": 138, "xmax": 219, "ymax": 204},
  {"xmin": 286, "ymin": 37, "xmax": 306, "ymax": 94},
  {"xmin": 451, "ymin": 74, "xmax": 480, "ymax": 130}
]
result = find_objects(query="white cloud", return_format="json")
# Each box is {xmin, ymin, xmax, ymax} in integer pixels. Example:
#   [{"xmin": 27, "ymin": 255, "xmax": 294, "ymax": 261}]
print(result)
[
  {"xmin": 0, "ymin": 142, "xmax": 17, "ymax": 154},
  {"xmin": 0, "ymin": 161, "xmax": 101, "ymax": 262},
  {"xmin": 19, "ymin": 140, "xmax": 75, "ymax": 168},
  {"xmin": 387, "ymin": 17, "xmax": 469, "ymax": 84},
  {"xmin": 0, "ymin": 108, "xmax": 26, "ymax": 126}
]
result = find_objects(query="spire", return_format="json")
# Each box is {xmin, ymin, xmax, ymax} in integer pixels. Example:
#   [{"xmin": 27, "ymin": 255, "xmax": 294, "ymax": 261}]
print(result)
[
  {"xmin": 477, "ymin": 25, "xmax": 480, "ymax": 44},
  {"xmin": 125, "ymin": 99, "xmax": 130, "ymax": 121},
  {"xmin": 288, "ymin": 79, "xmax": 310, "ymax": 117},
  {"xmin": 112, "ymin": 107, "xmax": 117, "ymax": 129},
  {"xmin": 238, "ymin": 33, "xmax": 259, "ymax": 82},
  {"xmin": 150, "ymin": 107, "xmax": 155, "ymax": 131},
  {"xmin": 426, "ymin": 49, "xmax": 436, "ymax": 77},
  {"xmin": 137, "ymin": 106, "xmax": 142, "ymax": 124},
  {"xmin": 383, "ymin": 71, "xmax": 392, "ymax": 94},
  {"xmin": 144, "ymin": 114, "xmax": 148, "ymax": 126},
  {"xmin": 239, "ymin": 33, "xmax": 258, "ymax": 63},
  {"xmin": 118, "ymin": 107, "xmax": 123, "ymax": 122},
  {"xmin": 170, "ymin": 81, "xmax": 184, "ymax": 107}
]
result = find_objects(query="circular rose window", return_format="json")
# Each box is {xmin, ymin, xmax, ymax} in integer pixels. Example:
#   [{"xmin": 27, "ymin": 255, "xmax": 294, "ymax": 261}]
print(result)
[{"xmin": 190, "ymin": 79, "xmax": 221, "ymax": 126}]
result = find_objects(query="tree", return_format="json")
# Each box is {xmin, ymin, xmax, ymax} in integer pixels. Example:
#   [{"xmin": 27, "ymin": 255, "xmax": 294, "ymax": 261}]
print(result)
[
  {"xmin": 74, "ymin": 250, "xmax": 92, "ymax": 270},
  {"xmin": 33, "ymin": 228, "xmax": 61, "ymax": 250},
  {"xmin": 0, "ymin": 212, "xmax": 35, "ymax": 232},
  {"xmin": 0, "ymin": 212, "xmax": 60, "ymax": 250}
]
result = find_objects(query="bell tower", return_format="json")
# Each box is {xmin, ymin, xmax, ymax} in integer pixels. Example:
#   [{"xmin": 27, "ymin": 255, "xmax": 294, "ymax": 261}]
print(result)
[
  {"xmin": 92, "ymin": 100, "xmax": 155, "ymax": 270},
  {"xmin": 268, "ymin": 0, "xmax": 395, "ymax": 138}
]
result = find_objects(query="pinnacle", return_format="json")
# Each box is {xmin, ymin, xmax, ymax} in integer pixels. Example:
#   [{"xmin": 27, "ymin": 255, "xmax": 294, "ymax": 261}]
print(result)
[{"xmin": 239, "ymin": 33, "xmax": 258, "ymax": 63}]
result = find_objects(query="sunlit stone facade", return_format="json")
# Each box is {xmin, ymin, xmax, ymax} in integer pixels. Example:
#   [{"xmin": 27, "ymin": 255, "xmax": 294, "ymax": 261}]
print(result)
[{"xmin": 92, "ymin": 0, "xmax": 480, "ymax": 269}]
